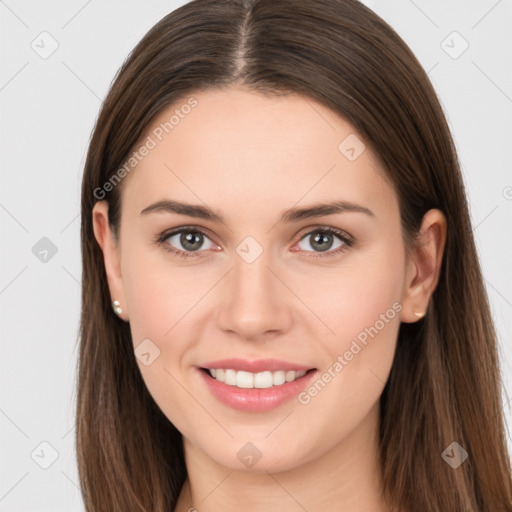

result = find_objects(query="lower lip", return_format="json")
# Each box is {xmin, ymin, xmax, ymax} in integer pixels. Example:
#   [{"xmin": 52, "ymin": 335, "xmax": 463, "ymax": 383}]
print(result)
[{"xmin": 198, "ymin": 368, "xmax": 318, "ymax": 413}]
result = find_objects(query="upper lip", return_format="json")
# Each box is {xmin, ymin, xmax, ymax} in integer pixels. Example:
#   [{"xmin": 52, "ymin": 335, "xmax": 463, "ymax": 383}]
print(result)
[{"xmin": 199, "ymin": 358, "xmax": 315, "ymax": 373}]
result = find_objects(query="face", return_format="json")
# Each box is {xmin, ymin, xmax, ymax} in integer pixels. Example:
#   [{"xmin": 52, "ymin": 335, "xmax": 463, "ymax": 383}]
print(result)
[{"xmin": 96, "ymin": 86, "xmax": 416, "ymax": 473}]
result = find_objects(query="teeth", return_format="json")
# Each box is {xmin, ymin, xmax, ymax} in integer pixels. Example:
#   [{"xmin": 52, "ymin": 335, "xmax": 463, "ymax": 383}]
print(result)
[{"xmin": 207, "ymin": 368, "xmax": 308, "ymax": 388}]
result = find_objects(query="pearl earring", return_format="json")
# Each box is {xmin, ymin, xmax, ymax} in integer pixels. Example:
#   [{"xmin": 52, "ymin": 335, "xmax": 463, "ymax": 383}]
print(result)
[
  {"xmin": 112, "ymin": 300, "xmax": 123, "ymax": 315},
  {"xmin": 413, "ymin": 311, "xmax": 425, "ymax": 319}
]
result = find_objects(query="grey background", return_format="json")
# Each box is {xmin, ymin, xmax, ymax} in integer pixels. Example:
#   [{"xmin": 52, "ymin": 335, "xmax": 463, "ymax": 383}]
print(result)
[{"xmin": 1, "ymin": 0, "xmax": 511, "ymax": 510}]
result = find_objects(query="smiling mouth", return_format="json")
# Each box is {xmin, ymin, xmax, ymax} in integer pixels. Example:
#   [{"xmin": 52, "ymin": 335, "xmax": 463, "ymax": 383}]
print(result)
[{"xmin": 200, "ymin": 367, "xmax": 316, "ymax": 389}]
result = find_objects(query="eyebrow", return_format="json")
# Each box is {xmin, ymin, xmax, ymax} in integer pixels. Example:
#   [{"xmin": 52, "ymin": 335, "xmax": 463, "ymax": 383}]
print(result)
[{"xmin": 140, "ymin": 199, "xmax": 375, "ymax": 223}]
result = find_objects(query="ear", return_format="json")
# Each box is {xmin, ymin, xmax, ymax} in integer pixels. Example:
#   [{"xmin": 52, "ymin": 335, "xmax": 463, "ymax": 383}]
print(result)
[
  {"xmin": 400, "ymin": 208, "xmax": 447, "ymax": 323},
  {"xmin": 92, "ymin": 201, "xmax": 129, "ymax": 321}
]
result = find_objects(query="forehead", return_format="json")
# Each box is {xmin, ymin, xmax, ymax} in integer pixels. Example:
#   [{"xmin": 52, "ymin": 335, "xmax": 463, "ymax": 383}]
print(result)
[{"xmin": 120, "ymin": 86, "xmax": 396, "ymax": 222}]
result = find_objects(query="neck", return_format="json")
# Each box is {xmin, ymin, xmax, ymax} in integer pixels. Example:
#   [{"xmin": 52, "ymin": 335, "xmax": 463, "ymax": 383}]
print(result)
[{"xmin": 174, "ymin": 402, "xmax": 391, "ymax": 512}]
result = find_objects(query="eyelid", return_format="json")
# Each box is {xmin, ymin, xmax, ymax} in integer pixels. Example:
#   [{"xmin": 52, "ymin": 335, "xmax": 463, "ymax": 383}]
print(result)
[{"xmin": 295, "ymin": 224, "xmax": 354, "ymax": 244}]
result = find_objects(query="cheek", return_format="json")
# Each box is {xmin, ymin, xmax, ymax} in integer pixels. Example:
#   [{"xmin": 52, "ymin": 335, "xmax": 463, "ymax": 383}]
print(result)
[
  {"xmin": 293, "ymin": 240, "xmax": 405, "ymax": 354},
  {"xmin": 292, "ymin": 243, "xmax": 404, "ymax": 425},
  {"xmin": 122, "ymin": 245, "xmax": 212, "ymax": 345},
  {"xmin": 331, "ymin": 266, "xmax": 402, "ymax": 352},
  {"xmin": 121, "ymin": 250, "xmax": 205, "ymax": 436}
]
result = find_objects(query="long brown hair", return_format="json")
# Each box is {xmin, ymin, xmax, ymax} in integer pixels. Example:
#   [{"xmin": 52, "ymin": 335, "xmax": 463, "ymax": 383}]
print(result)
[{"xmin": 77, "ymin": 0, "xmax": 512, "ymax": 510}]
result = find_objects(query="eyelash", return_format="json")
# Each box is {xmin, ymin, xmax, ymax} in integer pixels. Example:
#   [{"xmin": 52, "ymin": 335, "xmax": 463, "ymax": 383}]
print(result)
[{"xmin": 155, "ymin": 225, "xmax": 354, "ymax": 260}]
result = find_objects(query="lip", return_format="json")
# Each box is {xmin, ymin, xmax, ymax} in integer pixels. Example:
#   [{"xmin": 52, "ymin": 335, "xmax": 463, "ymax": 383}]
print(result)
[
  {"xmin": 200, "ymin": 358, "xmax": 314, "ymax": 373},
  {"xmin": 197, "ymin": 366, "xmax": 318, "ymax": 413}
]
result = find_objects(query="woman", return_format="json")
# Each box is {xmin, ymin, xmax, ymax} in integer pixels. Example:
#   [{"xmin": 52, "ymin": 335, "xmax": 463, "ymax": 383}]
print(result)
[{"xmin": 76, "ymin": 0, "xmax": 512, "ymax": 510}]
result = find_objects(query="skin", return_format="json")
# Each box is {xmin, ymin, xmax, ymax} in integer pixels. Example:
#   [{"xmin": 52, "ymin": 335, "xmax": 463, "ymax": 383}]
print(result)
[{"xmin": 92, "ymin": 86, "xmax": 446, "ymax": 512}]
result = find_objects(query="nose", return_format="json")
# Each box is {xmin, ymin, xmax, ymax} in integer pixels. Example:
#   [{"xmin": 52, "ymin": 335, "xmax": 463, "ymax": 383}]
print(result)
[{"xmin": 215, "ymin": 249, "xmax": 293, "ymax": 342}]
